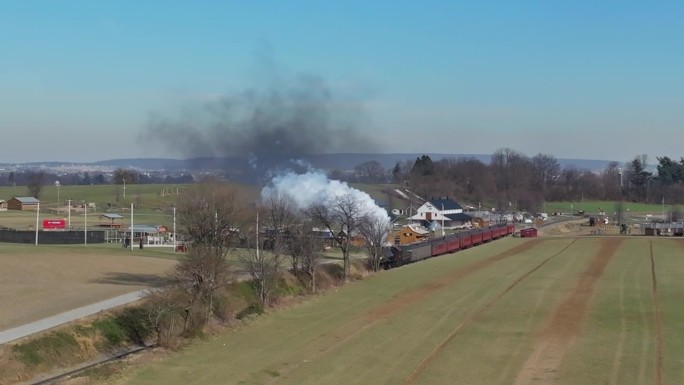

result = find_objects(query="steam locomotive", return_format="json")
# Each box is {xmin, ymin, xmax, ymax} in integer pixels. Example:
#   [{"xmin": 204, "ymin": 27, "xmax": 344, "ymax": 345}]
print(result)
[{"xmin": 380, "ymin": 223, "xmax": 516, "ymax": 269}]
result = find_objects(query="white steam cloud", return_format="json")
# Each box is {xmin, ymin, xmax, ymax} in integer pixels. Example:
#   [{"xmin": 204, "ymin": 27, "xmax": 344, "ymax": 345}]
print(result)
[{"xmin": 261, "ymin": 169, "xmax": 390, "ymax": 225}]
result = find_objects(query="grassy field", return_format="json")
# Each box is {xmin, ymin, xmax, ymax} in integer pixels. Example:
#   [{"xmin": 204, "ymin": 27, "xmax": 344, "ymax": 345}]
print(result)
[
  {"xmin": 0, "ymin": 244, "xmax": 176, "ymax": 331},
  {"xmin": 543, "ymin": 200, "xmax": 675, "ymax": 215},
  {"xmin": 104, "ymin": 236, "xmax": 684, "ymax": 385}
]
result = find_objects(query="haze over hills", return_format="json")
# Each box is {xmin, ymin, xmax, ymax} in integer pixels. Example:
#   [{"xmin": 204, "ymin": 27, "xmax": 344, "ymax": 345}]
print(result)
[{"xmin": 0, "ymin": 154, "xmax": 616, "ymax": 173}]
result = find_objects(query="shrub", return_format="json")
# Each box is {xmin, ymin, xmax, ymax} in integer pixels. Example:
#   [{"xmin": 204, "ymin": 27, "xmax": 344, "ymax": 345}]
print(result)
[{"xmin": 12, "ymin": 332, "xmax": 80, "ymax": 367}]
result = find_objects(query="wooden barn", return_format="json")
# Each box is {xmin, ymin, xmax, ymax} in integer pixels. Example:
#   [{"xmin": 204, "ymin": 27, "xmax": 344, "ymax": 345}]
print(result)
[
  {"xmin": 392, "ymin": 224, "xmax": 430, "ymax": 245},
  {"xmin": 7, "ymin": 197, "xmax": 40, "ymax": 211}
]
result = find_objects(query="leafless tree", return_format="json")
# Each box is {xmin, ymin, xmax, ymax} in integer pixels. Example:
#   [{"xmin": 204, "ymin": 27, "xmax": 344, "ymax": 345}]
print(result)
[
  {"xmin": 177, "ymin": 181, "xmax": 248, "ymax": 251},
  {"xmin": 600, "ymin": 161, "xmax": 623, "ymax": 200},
  {"xmin": 358, "ymin": 214, "xmax": 391, "ymax": 272},
  {"xmin": 261, "ymin": 190, "xmax": 301, "ymax": 273},
  {"xmin": 491, "ymin": 148, "xmax": 532, "ymax": 210},
  {"xmin": 174, "ymin": 245, "xmax": 234, "ymax": 328},
  {"xmin": 287, "ymin": 222, "xmax": 324, "ymax": 292},
  {"xmin": 238, "ymin": 238, "xmax": 283, "ymax": 307},
  {"xmin": 354, "ymin": 160, "xmax": 386, "ymax": 183},
  {"xmin": 112, "ymin": 168, "xmax": 138, "ymax": 184},
  {"xmin": 27, "ymin": 171, "xmax": 46, "ymax": 198},
  {"xmin": 307, "ymin": 193, "xmax": 366, "ymax": 282},
  {"xmin": 145, "ymin": 287, "xmax": 186, "ymax": 346},
  {"xmin": 173, "ymin": 181, "xmax": 248, "ymax": 328},
  {"xmin": 531, "ymin": 153, "xmax": 560, "ymax": 197}
]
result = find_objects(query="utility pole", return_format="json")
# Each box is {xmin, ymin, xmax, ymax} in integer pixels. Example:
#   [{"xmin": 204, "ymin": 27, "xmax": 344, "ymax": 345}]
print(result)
[
  {"xmin": 35, "ymin": 202, "xmax": 40, "ymax": 246},
  {"xmin": 67, "ymin": 199, "xmax": 72, "ymax": 228},
  {"xmin": 441, "ymin": 204, "xmax": 445, "ymax": 237},
  {"xmin": 84, "ymin": 204, "xmax": 87, "ymax": 247},
  {"xmin": 131, "ymin": 203, "xmax": 134, "ymax": 252},
  {"xmin": 173, "ymin": 206, "xmax": 177, "ymax": 252}
]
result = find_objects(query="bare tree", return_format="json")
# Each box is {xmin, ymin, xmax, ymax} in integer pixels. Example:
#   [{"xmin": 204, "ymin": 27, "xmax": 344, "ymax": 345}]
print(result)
[
  {"xmin": 307, "ymin": 193, "xmax": 366, "ymax": 282},
  {"xmin": 287, "ymin": 222, "xmax": 324, "ymax": 292},
  {"xmin": 173, "ymin": 181, "xmax": 248, "ymax": 328},
  {"xmin": 145, "ymin": 287, "xmax": 186, "ymax": 347},
  {"xmin": 112, "ymin": 168, "xmax": 139, "ymax": 184},
  {"xmin": 491, "ymin": 148, "xmax": 532, "ymax": 210},
  {"xmin": 358, "ymin": 214, "xmax": 391, "ymax": 272},
  {"xmin": 177, "ymin": 181, "xmax": 248, "ymax": 250},
  {"xmin": 261, "ymin": 190, "xmax": 300, "ymax": 273},
  {"xmin": 174, "ymin": 245, "xmax": 233, "ymax": 328},
  {"xmin": 354, "ymin": 160, "xmax": 386, "ymax": 183},
  {"xmin": 238, "ymin": 239, "xmax": 283, "ymax": 307},
  {"xmin": 531, "ymin": 153, "xmax": 560, "ymax": 197},
  {"xmin": 27, "ymin": 171, "xmax": 46, "ymax": 198}
]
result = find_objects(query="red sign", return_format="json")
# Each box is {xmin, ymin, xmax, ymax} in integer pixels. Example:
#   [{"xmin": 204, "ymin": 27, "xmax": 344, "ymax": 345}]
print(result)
[{"xmin": 43, "ymin": 219, "xmax": 66, "ymax": 230}]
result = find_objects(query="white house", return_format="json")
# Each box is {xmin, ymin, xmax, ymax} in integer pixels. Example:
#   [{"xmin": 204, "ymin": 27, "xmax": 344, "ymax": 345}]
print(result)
[{"xmin": 409, "ymin": 197, "xmax": 472, "ymax": 229}]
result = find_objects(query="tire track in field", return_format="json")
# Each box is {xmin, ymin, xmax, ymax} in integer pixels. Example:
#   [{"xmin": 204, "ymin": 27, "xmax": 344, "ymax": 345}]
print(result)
[
  {"xmin": 650, "ymin": 241, "xmax": 663, "ymax": 385},
  {"xmin": 513, "ymin": 238, "xmax": 622, "ymax": 385},
  {"xmin": 266, "ymin": 239, "xmax": 546, "ymax": 384},
  {"xmin": 368, "ymin": 239, "xmax": 543, "ymax": 320},
  {"xmin": 403, "ymin": 239, "xmax": 578, "ymax": 385},
  {"xmin": 496, "ymin": 241, "xmax": 583, "ymax": 383},
  {"xmin": 608, "ymin": 246, "xmax": 639, "ymax": 385}
]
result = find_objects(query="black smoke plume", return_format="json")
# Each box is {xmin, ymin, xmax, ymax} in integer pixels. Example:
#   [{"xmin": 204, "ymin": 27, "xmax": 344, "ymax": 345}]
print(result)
[{"xmin": 142, "ymin": 75, "xmax": 376, "ymax": 181}]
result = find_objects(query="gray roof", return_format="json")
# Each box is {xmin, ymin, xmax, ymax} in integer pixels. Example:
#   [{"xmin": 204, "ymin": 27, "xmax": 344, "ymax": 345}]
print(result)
[
  {"xmin": 101, "ymin": 213, "xmax": 124, "ymax": 219},
  {"xmin": 430, "ymin": 197, "xmax": 463, "ymax": 211},
  {"xmin": 126, "ymin": 225, "xmax": 162, "ymax": 233},
  {"xmin": 13, "ymin": 196, "xmax": 40, "ymax": 204}
]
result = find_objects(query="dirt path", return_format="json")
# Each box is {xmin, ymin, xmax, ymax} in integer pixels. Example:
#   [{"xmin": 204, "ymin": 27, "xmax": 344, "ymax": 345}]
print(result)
[
  {"xmin": 403, "ymin": 239, "xmax": 577, "ymax": 385},
  {"xmin": 650, "ymin": 241, "xmax": 663, "ymax": 385},
  {"xmin": 513, "ymin": 238, "xmax": 622, "ymax": 385}
]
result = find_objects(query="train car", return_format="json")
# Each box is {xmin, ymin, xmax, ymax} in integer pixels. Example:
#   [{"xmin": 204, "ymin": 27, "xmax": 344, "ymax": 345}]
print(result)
[
  {"xmin": 432, "ymin": 238, "xmax": 449, "ymax": 256},
  {"xmin": 407, "ymin": 242, "xmax": 432, "ymax": 263},
  {"xmin": 380, "ymin": 222, "xmax": 517, "ymax": 270},
  {"xmin": 481, "ymin": 227, "xmax": 493, "ymax": 242},
  {"xmin": 446, "ymin": 235, "xmax": 461, "ymax": 253},
  {"xmin": 507, "ymin": 223, "xmax": 516, "ymax": 235},
  {"xmin": 471, "ymin": 229, "xmax": 484, "ymax": 245}
]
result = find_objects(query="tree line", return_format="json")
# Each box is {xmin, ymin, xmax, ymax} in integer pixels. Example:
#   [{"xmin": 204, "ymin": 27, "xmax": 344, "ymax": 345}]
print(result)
[
  {"xmin": 145, "ymin": 180, "xmax": 390, "ymax": 345},
  {"xmin": 345, "ymin": 149, "xmax": 684, "ymax": 211},
  {"xmin": 0, "ymin": 168, "xmax": 194, "ymax": 199}
]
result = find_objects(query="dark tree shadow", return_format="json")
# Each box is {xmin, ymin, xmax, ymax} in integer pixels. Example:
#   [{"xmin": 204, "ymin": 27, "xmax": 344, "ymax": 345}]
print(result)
[{"xmin": 90, "ymin": 272, "xmax": 172, "ymax": 287}]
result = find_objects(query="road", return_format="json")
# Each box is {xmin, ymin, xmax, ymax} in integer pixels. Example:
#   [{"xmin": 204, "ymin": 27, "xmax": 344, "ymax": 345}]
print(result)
[{"xmin": 0, "ymin": 290, "xmax": 147, "ymax": 345}]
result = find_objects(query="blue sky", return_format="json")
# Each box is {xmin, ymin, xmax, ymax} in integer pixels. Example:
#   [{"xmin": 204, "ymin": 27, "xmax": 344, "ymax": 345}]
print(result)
[{"xmin": 1, "ymin": 1, "xmax": 682, "ymax": 163}]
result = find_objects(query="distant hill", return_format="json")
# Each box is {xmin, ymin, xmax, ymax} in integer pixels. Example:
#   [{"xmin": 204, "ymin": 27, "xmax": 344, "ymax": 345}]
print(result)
[{"xmin": 0, "ymin": 154, "xmax": 617, "ymax": 173}]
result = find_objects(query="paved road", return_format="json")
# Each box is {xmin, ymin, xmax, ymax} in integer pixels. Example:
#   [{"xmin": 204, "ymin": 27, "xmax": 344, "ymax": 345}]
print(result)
[{"xmin": 0, "ymin": 290, "xmax": 147, "ymax": 345}]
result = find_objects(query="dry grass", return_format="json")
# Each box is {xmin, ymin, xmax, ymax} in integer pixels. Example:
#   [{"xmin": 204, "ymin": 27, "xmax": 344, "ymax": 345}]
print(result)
[{"xmin": 0, "ymin": 245, "xmax": 176, "ymax": 331}]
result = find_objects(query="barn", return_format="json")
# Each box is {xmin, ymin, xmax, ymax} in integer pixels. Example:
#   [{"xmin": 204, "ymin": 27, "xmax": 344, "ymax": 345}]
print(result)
[{"xmin": 7, "ymin": 197, "xmax": 40, "ymax": 211}]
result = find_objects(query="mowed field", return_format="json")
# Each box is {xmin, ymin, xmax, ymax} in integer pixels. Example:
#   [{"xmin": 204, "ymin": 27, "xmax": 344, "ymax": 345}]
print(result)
[
  {"xmin": 0, "ymin": 244, "xmax": 176, "ymax": 331},
  {"xmin": 111, "ymin": 237, "xmax": 684, "ymax": 385}
]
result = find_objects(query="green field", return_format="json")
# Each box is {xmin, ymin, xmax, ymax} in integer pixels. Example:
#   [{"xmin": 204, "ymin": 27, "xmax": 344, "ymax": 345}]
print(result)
[
  {"xmin": 543, "ymin": 200, "xmax": 674, "ymax": 215},
  {"xmin": 106, "ymin": 237, "xmax": 683, "ymax": 385}
]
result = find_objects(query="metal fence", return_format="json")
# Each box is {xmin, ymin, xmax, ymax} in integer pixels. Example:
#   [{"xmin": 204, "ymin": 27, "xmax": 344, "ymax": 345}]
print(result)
[{"xmin": 0, "ymin": 229, "xmax": 106, "ymax": 244}]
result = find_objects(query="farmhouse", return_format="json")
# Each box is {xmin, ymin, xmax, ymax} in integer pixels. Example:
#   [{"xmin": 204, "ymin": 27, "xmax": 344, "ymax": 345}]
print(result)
[
  {"xmin": 409, "ymin": 197, "xmax": 472, "ymax": 229},
  {"xmin": 7, "ymin": 196, "xmax": 40, "ymax": 211},
  {"xmin": 0, "ymin": 200, "xmax": 7, "ymax": 211}
]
